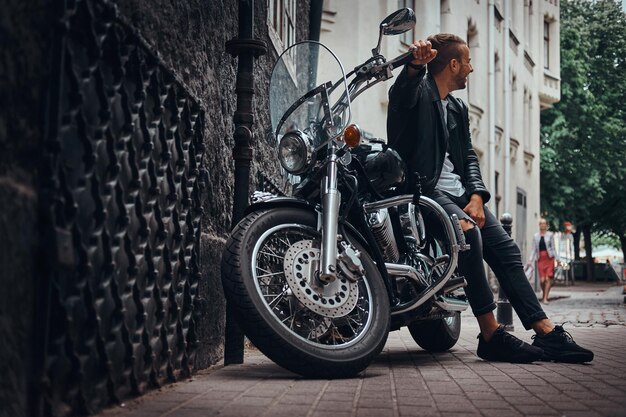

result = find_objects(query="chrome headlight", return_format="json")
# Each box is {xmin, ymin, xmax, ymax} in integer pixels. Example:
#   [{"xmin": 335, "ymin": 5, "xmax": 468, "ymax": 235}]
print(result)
[{"xmin": 278, "ymin": 130, "xmax": 313, "ymax": 175}]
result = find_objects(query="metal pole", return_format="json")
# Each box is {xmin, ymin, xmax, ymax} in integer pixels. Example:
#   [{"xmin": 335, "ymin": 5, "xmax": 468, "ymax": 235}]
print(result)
[
  {"xmin": 224, "ymin": 0, "xmax": 267, "ymax": 365},
  {"xmin": 497, "ymin": 213, "xmax": 514, "ymax": 330}
]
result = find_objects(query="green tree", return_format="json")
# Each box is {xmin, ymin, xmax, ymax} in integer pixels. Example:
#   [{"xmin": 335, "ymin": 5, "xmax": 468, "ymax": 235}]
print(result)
[{"xmin": 540, "ymin": 0, "xmax": 626, "ymax": 276}]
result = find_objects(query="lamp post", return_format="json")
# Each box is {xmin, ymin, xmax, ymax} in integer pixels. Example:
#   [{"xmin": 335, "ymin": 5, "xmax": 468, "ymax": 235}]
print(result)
[{"xmin": 224, "ymin": 0, "xmax": 267, "ymax": 365}]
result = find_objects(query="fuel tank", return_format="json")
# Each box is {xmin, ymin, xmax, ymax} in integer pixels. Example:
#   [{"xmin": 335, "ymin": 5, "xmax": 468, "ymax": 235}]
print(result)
[{"xmin": 353, "ymin": 141, "xmax": 406, "ymax": 194}]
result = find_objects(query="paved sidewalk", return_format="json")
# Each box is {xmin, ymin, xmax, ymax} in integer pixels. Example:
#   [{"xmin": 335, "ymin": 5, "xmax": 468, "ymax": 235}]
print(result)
[{"xmin": 100, "ymin": 283, "xmax": 626, "ymax": 417}]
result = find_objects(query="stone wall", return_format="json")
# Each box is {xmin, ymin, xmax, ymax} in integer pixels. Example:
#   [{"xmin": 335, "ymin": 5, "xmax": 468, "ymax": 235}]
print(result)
[
  {"xmin": 0, "ymin": 0, "xmax": 49, "ymax": 415},
  {"xmin": 114, "ymin": 0, "xmax": 312, "ymax": 370},
  {"xmin": 0, "ymin": 0, "xmax": 313, "ymax": 415}
]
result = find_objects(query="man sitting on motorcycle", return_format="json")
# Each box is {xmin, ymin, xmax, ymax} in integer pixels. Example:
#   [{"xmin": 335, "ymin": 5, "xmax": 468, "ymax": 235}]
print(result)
[{"xmin": 387, "ymin": 33, "xmax": 593, "ymax": 363}]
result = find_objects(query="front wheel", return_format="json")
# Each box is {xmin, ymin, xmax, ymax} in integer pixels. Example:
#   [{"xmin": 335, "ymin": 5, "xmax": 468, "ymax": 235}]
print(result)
[
  {"xmin": 221, "ymin": 207, "xmax": 390, "ymax": 378},
  {"xmin": 408, "ymin": 312, "xmax": 461, "ymax": 352}
]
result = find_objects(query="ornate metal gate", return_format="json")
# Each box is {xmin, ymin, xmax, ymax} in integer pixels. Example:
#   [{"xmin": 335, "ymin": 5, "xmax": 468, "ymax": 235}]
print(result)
[{"xmin": 39, "ymin": 0, "xmax": 206, "ymax": 414}]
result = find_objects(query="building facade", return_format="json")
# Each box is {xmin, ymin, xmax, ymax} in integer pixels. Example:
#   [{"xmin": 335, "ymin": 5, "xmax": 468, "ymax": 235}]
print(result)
[{"xmin": 319, "ymin": 0, "xmax": 560, "ymax": 260}]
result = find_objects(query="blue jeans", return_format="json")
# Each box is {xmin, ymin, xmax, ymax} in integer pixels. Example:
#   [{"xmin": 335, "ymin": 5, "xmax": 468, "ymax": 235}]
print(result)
[{"xmin": 427, "ymin": 190, "xmax": 547, "ymax": 330}]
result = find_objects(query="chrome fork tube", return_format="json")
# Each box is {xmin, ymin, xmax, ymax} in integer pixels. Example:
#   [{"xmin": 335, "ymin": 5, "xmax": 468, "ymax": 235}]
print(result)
[{"xmin": 319, "ymin": 153, "xmax": 340, "ymax": 282}]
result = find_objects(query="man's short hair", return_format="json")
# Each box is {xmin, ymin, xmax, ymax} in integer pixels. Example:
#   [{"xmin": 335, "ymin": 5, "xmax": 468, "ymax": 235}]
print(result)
[{"xmin": 426, "ymin": 33, "xmax": 467, "ymax": 75}]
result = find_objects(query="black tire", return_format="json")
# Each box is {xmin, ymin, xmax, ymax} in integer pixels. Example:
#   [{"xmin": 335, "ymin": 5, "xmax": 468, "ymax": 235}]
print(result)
[
  {"xmin": 408, "ymin": 312, "xmax": 461, "ymax": 352},
  {"xmin": 221, "ymin": 207, "xmax": 390, "ymax": 378}
]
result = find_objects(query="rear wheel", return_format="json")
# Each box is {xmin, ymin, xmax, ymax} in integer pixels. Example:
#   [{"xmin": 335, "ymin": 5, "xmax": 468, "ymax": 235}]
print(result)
[
  {"xmin": 408, "ymin": 312, "xmax": 461, "ymax": 352},
  {"xmin": 221, "ymin": 207, "xmax": 390, "ymax": 378}
]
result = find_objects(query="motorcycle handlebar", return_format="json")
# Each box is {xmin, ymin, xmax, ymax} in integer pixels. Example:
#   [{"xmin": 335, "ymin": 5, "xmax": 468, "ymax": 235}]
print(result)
[{"xmin": 387, "ymin": 48, "xmax": 417, "ymax": 70}]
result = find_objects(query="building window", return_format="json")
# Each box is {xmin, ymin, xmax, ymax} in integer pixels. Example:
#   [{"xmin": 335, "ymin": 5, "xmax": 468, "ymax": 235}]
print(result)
[
  {"xmin": 543, "ymin": 21, "xmax": 549, "ymax": 66},
  {"xmin": 398, "ymin": 0, "xmax": 416, "ymax": 46},
  {"xmin": 268, "ymin": 0, "xmax": 297, "ymax": 54}
]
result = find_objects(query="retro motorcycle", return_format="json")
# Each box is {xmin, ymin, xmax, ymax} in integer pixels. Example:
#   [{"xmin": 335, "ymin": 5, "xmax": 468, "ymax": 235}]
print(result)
[{"xmin": 221, "ymin": 8, "xmax": 470, "ymax": 378}]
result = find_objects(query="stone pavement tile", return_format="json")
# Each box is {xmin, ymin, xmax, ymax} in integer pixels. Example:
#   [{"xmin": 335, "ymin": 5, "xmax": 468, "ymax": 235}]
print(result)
[
  {"xmin": 277, "ymin": 394, "xmax": 318, "ymax": 405},
  {"xmin": 524, "ymin": 385, "xmax": 561, "ymax": 395},
  {"xmin": 432, "ymin": 394, "xmax": 477, "ymax": 413},
  {"xmin": 419, "ymin": 370, "xmax": 454, "ymax": 381},
  {"xmin": 424, "ymin": 382, "xmax": 463, "ymax": 394},
  {"xmin": 444, "ymin": 371, "xmax": 478, "ymax": 379},
  {"xmin": 398, "ymin": 404, "xmax": 438, "ymax": 416},
  {"xmin": 435, "ymin": 401, "xmax": 478, "ymax": 413},
  {"xmin": 240, "ymin": 388, "xmax": 289, "ymax": 398},
  {"xmin": 580, "ymin": 398, "xmax": 625, "ymax": 409},
  {"xmin": 174, "ymin": 404, "xmax": 229, "ymax": 417},
  {"xmin": 288, "ymin": 381, "xmax": 329, "ymax": 391},
  {"xmin": 176, "ymin": 398, "xmax": 230, "ymax": 410},
  {"xmin": 469, "ymin": 399, "xmax": 514, "ymax": 410},
  {"xmin": 393, "ymin": 376, "xmax": 426, "ymax": 386},
  {"xmin": 597, "ymin": 407, "xmax": 626, "ymax": 417},
  {"xmin": 357, "ymin": 396, "xmax": 394, "ymax": 409},
  {"xmin": 549, "ymin": 382, "xmax": 588, "ymax": 392},
  {"xmin": 315, "ymin": 400, "xmax": 356, "ymax": 412},
  {"xmin": 470, "ymin": 367, "xmax": 510, "ymax": 376},
  {"xmin": 561, "ymin": 411, "xmax": 603, "ymax": 417},
  {"xmin": 607, "ymin": 394, "xmax": 626, "ymax": 404},
  {"xmin": 553, "ymin": 391, "xmax": 605, "ymax": 402},
  {"xmin": 460, "ymin": 392, "xmax": 503, "ymax": 402},
  {"xmin": 547, "ymin": 400, "xmax": 593, "ymax": 412},
  {"xmin": 356, "ymin": 407, "xmax": 396, "ymax": 417},
  {"xmin": 480, "ymin": 407, "xmax": 523, "ymax": 417},
  {"xmin": 396, "ymin": 395, "xmax": 435, "ymax": 406},
  {"xmin": 326, "ymin": 380, "xmax": 361, "ymax": 391},
  {"xmin": 317, "ymin": 391, "xmax": 356, "ymax": 401},
  {"xmin": 231, "ymin": 395, "xmax": 276, "ymax": 406},
  {"xmin": 310, "ymin": 411, "xmax": 352, "ymax": 417},
  {"xmin": 138, "ymin": 390, "xmax": 197, "ymax": 403},
  {"xmin": 260, "ymin": 405, "xmax": 311, "ymax": 417},
  {"xmin": 503, "ymin": 395, "xmax": 539, "ymax": 405},
  {"xmin": 217, "ymin": 405, "xmax": 266, "ymax": 417},
  {"xmin": 456, "ymin": 382, "xmax": 494, "ymax": 393},
  {"xmin": 196, "ymin": 389, "xmax": 242, "ymax": 400},
  {"xmin": 99, "ymin": 405, "xmax": 161, "ymax": 417},
  {"xmin": 601, "ymin": 377, "xmax": 626, "ymax": 386},
  {"xmin": 511, "ymin": 404, "xmax": 560, "ymax": 415},
  {"xmin": 358, "ymin": 389, "xmax": 394, "ymax": 399},
  {"xmin": 439, "ymin": 413, "xmax": 481, "ymax": 417},
  {"xmin": 513, "ymin": 377, "xmax": 547, "ymax": 385},
  {"xmin": 115, "ymin": 399, "xmax": 182, "ymax": 414},
  {"xmin": 491, "ymin": 388, "xmax": 533, "ymax": 398},
  {"xmin": 361, "ymin": 380, "xmax": 394, "ymax": 390},
  {"xmin": 590, "ymin": 387, "xmax": 625, "ymax": 397}
]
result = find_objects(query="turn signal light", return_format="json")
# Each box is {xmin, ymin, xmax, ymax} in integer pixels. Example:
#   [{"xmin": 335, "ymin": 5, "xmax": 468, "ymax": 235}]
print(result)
[{"xmin": 343, "ymin": 124, "xmax": 361, "ymax": 148}]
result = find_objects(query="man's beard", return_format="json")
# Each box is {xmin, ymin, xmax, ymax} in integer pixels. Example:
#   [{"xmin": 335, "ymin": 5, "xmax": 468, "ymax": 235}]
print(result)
[{"xmin": 455, "ymin": 74, "xmax": 467, "ymax": 90}]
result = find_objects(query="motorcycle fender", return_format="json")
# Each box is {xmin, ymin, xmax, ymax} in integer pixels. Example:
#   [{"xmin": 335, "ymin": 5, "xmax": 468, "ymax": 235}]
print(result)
[
  {"xmin": 245, "ymin": 197, "xmax": 370, "ymax": 249},
  {"xmin": 243, "ymin": 196, "xmax": 317, "ymax": 216}
]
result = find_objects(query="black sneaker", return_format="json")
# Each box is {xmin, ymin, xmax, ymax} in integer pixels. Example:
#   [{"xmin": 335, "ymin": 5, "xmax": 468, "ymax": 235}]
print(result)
[
  {"xmin": 531, "ymin": 325, "xmax": 594, "ymax": 363},
  {"xmin": 477, "ymin": 326, "xmax": 544, "ymax": 363}
]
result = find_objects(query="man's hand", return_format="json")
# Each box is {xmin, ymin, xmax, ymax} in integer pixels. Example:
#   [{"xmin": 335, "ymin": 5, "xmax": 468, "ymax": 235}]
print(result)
[
  {"xmin": 408, "ymin": 40, "xmax": 438, "ymax": 67},
  {"xmin": 463, "ymin": 194, "xmax": 485, "ymax": 229}
]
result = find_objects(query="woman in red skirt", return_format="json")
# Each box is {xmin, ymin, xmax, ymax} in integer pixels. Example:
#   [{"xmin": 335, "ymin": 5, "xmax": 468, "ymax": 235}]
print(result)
[{"xmin": 529, "ymin": 218, "xmax": 557, "ymax": 303}]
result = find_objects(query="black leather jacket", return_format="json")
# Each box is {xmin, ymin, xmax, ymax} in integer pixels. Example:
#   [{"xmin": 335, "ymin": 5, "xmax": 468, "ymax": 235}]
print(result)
[{"xmin": 387, "ymin": 65, "xmax": 491, "ymax": 203}]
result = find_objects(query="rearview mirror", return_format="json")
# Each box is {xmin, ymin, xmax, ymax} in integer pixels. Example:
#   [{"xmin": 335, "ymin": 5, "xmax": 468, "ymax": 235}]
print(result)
[
  {"xmin": 372, "ymin": 8, "xmax": 416, "ymax": 56},
  {"xmin": 381, "ymin": 8, "xmax": 416, "ymax": 35}
]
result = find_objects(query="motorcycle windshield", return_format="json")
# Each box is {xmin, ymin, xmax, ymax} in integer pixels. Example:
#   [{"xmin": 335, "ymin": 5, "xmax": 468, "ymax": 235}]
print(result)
[{"xmin": 269, "ymin": 41, "xmax": 350, "ymax": 147}]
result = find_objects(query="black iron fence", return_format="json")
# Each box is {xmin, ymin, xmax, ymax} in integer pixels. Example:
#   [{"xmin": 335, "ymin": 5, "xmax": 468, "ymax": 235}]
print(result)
[{"xmin": 37, "ymin": 0, "xmax": 206, "ymax": 414}]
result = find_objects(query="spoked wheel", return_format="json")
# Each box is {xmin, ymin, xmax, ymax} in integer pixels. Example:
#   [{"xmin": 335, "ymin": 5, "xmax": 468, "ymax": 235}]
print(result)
[
  {"xmin": 408, "ymin": 311, "xmax": 461, "ymax": 352},
  {"xmin": 221, "ymin": 208, "xmax": 390, "ymax": 378}
]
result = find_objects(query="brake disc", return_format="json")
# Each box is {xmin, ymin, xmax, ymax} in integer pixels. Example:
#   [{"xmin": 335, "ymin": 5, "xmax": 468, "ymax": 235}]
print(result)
[{"xmin": 283, "ymin": 240, "xmax": 359, "ymax": 318}]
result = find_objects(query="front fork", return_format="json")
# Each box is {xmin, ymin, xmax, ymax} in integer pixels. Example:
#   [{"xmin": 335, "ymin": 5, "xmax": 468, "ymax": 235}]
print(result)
[{"xmin": 319, "ymin": 153, "xmax": 341, "ymax": 282}]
